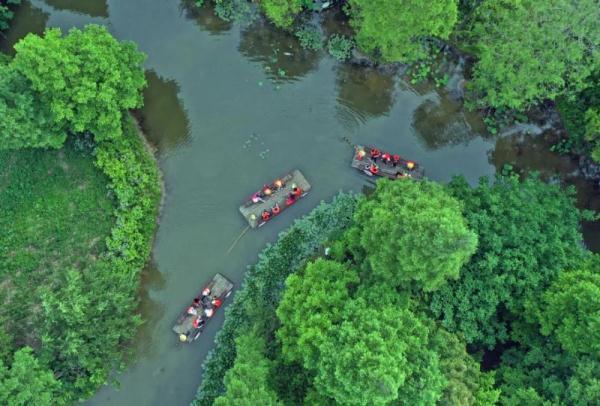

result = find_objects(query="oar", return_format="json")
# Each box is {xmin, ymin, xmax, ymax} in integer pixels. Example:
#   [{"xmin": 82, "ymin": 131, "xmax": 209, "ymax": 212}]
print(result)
[{"xmin": 226, "ymin": 225, "xmax": 250, "ymax": 254}]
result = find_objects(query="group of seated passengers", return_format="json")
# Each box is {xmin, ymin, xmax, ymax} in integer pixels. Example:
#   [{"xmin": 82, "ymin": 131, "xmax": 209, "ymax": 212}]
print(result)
[
  {"xmin": 186, "ymin": 287, "xmax": 223, "ymax": 329},
  {"xmin": 356, "ymin": 147, "xmax": 416, "ymax": 170},
  {"xmin": 261, "ymin": 184, "xmax": 303, "ymax": 221}
]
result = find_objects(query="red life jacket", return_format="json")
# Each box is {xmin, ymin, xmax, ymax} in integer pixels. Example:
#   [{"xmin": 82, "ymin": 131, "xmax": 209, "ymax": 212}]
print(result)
[
  {"xmin": 382, "ymin": 152, "xmax": 391, "ymax": 161},
  {"xmin": 262, "ymin": 211, "xmax": 271, "ymax": 221},
  {"xmin": 213, "ymin": 298, "xmax": 222, "ymax": 308},
  {"xmin": 370, "ymin": 148, "xmax": 380, "ymax": 158},
  {"xmin": 272, "ymin": 205, "xmax": 281, "ymax": 215},
  {"xmin": 393, "ymin": 154, "xmax": 400, "ymax": 163},
  {"xmin": 286, "ymin": 196, "xmax": 295, "ymax": 206},
  {"xmin": 293, "ymin": 187, "xmax": 303, "ymax": 197},
  {"xmin": 370, "ymin": 165, "xmax": 379, "ymax": 175},
  {"xmin": 193, "ymin": 317, "xmax": 202, "ymax": 328}
]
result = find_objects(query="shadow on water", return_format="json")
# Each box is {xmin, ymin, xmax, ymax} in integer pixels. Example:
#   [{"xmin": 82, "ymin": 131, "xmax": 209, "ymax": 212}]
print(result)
[
  {"xmin": 238, "ymin": 18, "xmax": 322, "ymax": 83},
  {"xmin": 180, "ymin": 0, "xmax": 233, "ymax": 36},
  {"xmin": 42, "ymin": 0, "xmax": 108, "ymax": 17},
  {"xmin": 491, "ymin": 131, "xmax": 600, "ymax": 251},
  {"xmin": 0, "ymin": 0, "xmax": 48, "ymax": 55},
  {"xmin": 134, "ymin": 70, "xmax": 192, "ymax": 155},
  {"xmin": 130, "ymin": 259, "xmax": 166, "ymax": 360},
  {"xmin": 412, "ymin": 89, "xmax": 488, "ymax": 150},
  {"xmin": 335, "ymin": 65, "xmax": 396, "ymax": 129}
]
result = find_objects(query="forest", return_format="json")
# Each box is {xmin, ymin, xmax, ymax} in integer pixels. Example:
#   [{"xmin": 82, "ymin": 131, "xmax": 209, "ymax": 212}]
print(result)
[{"xmin": 0, "ymin": 0, "xmax": 599, "ymax": 405}]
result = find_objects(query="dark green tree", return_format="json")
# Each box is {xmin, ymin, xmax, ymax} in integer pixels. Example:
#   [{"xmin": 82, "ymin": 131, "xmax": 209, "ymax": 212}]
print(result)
[
  {"xmin": 346, "ymin": 0, "xmax": 458, "ymax": 62},
  {"xmin": 347, "ymin": 179, "xmax": 477, "ymax": 291},
  {"xmin": 0, "ymin": 0, "xmax": 20, "ymax": 31},
  {"xmin": 468, "ymin": 0, "xmax": 600, "ymax": 110},
  {"xmin": 0, "ymin": 347, "xmax": 62, "ymax": 406},
  {"xmin": 214, "ymin": 333, "xmax": 281, "ymax": 405},
  {"xmin": 12, "ymin": 24, "xmax": 146, "ymax": 142},
  {"xmin": 428, "ymin": 174, "xmax": 586, "ymax": 347}
]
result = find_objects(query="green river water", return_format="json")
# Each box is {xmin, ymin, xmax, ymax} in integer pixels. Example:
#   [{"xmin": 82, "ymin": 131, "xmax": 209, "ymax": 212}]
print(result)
[{"xmin": 2, "ymin": 1, "xmax": 598, "ymax": 405}]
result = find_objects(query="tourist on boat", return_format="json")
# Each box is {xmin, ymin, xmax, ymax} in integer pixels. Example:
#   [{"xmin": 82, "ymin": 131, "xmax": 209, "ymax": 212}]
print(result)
[
  {"xmin": 212, "ymin": 298, "xmax": 222, "ymax": 308},
  {"xmin": 204, "ymin": 308, "xmax": 214, "ymax": 317},
  {"xmin": 251, "ymin": 192, "xmax": 264, "ymax": 204},
  {"xmin": 193, "ymin": 316, "xmax": 204, "ymax": 329},
  {"xmin": 382, "ymin": 152, "xmax": 391, "ymax": 165},
  {"xmin": 262, "ymin": 210, "xmax": 271, "ymax": 221},
  {"xmin": 202, "ymin": 288, "xmax": 211, "ymax": 297},
  {"xmin": 274, "ymin": 179, "xmax": 284, "ymax": 189},
  {"xmin": 263, "ymin": 185, "xmax": 273, "ymax": 196},
  {"xmin": 370, "ymin": 148, "xmax": 381, "ymax": 161},
  {"xmin": 285, "ymin": 194, "xmax": 296, "ymax": 206},
  {"xmin": 187, "ymin": 305, "xmax": 198, "ymax": 315},
  {"xmin": 406, "ymin": 161, "xmax": 415, "ymax": 170},
  {"xmin": 392, "ymin": 154, "xmax": 400, "ymax": 167},
  {"xmin": 356, "ymin": 148, "xmax": 366, "ymax": 161},
  {"xmin": 292, "ymin": 185, "xmax": 303, "ymax": 198},
  {"xmin": 369, "ymin": 164, "xmax": 379, "ymax": 175},
  {"xmin": 272, "ymin": 203, "xmax": 281, "ymax": 215},
  {"xmin": 193, "ymin": 298, "xmax": 201, "ymax": 307}
]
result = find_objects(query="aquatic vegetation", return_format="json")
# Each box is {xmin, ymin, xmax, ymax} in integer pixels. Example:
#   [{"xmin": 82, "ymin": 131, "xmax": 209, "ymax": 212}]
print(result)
[
  {"xmin": 327, "ymin": 34, "xmax": 353, "ymax": 62},
  {"xmin": 294, "ymin": 24, "xmax": 322, "ymax": 51}
]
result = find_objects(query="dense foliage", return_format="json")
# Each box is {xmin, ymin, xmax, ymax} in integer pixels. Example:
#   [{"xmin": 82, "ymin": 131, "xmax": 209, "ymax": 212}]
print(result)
[
  {"xmin": 259, "ymin": 0, "xmax": 305, "ymax": 29},
  {"xmin": 346, "ymin": 0, "xmax": 458, "ymax": 62},
  {"xmin": 428, "ymin": 173, "xmax": 586, "ymax": 347},
  {"xmin": 0, "ymin": 25, "xmax": 159, "ymax": 403},
  {"xmin": 467, "ymin": 0, "xmax": 599, "ymax": 110}
]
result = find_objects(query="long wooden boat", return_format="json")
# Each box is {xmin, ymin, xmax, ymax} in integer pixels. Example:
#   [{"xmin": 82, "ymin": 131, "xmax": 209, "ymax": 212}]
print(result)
[
  {"xmin": 239, "ymin": 169, "xmax": 311, "ymax": 228},
  {"xmin": 351, "ymin": 145, "xmax": 424, "ymax": 180},
  {"xmin": 172, "ymin": 273, "xmax": 233, "ymax": 343}
]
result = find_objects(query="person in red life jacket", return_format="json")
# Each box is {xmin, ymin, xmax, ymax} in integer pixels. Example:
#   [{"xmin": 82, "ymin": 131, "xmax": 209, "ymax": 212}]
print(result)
[
  {"xmin": 193, "ymin": 316, "xmax": 205, "ymax": 329},
  {"xmin": 370, "ymin": 147, "xmax": 381, "ymax": 162},
  {"xmin": 272, "ymin": 203, "xmax": 281, "ymax": 215},
  {"xmin": 382, "ymin": 152, "xmax": 391, "ymax": 165},
  {"xmin": 392, "ymin": 154, "xmax": 401, "ymax": 167},
  {"xmin": 262, "ymin": 210, "xmax": 271, "ymax": 222},
  {"xmin": 356, "ymin": 148, "xmax": 366, "ymax": 161},
  {"xmin": 369, "ymin": 164, "xmax": 379, "ymax": 176},
  {"xmin": 292, "ymin": 185, "xmax": 303, "ymax": 198},
  {"xmin": 286, "ymin": 194, "xmax": 295, "ymax": 206},
  {"xmin": 212, "ymin": 298, "xmax": 223, "ymax": 308}
]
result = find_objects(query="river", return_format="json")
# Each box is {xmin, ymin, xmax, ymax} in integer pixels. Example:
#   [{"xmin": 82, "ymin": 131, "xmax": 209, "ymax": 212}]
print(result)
[{"xmin": 2, "ymin": 1, "xmax": 598, "ymax": 405}]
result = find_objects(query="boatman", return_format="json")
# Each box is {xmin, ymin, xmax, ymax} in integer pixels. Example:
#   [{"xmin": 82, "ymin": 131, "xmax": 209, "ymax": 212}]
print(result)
[
  {"xmin": 406, "ymin": 161, "xmax": 415, "ymax": 170},
  {"xmin": 370, "ymin": 147, "xmax": 381, "ymax": 162},
  {"xmin": 212, "ymin": 298, "xmax": 223, "ymax": 308},
  {"xmin": 292, "ymin": 184, "xmax": 303, "ymax": 198}
]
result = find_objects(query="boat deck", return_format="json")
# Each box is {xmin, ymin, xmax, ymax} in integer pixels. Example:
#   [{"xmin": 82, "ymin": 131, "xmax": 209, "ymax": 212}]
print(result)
[{"xmin": 351, "ymin": 145, "xmax": 424, "ymax": 180}]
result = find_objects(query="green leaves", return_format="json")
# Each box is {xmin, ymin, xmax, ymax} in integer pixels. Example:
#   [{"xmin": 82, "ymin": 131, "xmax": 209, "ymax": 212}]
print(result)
[
  {"xmin": 12, "ymin": 25, "xmax": 146, "ymax": 142},
  {"xmin": 260, "ymin": 0, "xmax": 305, "ymax": 29},
  {"xmin": 347, "ymin": 0, "xmax": 458, "ymax": 62}
]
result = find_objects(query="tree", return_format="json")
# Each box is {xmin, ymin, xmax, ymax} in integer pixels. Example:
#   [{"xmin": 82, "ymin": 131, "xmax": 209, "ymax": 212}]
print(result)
[
  {"xmin": 468, "ymin": 0, "xmax": 600, "ymax": 110},
  {"xmin": 533, "ymin": 257, "xmax": 600, "ymax": 357},
  {"xmin": 0, "ymin": 347, "xmax": 62, "ymax": 406},
  {"xmin": 214, "ymin": 333, "xmax": 281, "ymax": 406},
  {"xmin": 346, "ymin": 0, "xmax": 458, "ymax": 62},
  {"xmin": 0, "ymin": 64, "xmax": 62, "ymax": 149},
  {"xmin": 276, "ymin": 259, "xmax": 359, "ymax": 367},
  {"xmin": 260, "ymin": 0, "xmax": 305, "ymax": 29},
  {"xmin": 12, "ymin": 25, "xmax": 146, "ymax": 142},
  {"xmin": 347, "ymin": 179, "xmax": 477, "ymax": 291},
  {"xmin": 428, "ymin": 174, "xmax": 586, "ymax": 347}
]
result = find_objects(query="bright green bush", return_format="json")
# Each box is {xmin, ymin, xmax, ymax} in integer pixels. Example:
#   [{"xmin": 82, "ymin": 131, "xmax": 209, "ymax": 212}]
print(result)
[
  {"xmin": 194, "ymin": 194, "xmax": 358, "ymax": 405},
  {"xmin": 260, "ymin": 0, "xmax": 305, "ymax": 29}
]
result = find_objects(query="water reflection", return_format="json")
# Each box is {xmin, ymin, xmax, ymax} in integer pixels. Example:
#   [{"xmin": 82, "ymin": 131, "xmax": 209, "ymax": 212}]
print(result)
[
  {"xmin": 335, "ymin": 65, "xmax": 396, "ymax": 128},
  {"xmin": 42, "ymin": 0, "xmax": 108, "ymax": 17},
  {"xmin": 132, "ymin": 259, "xmax": 166, "ymax": 359},
  {"xmin": 180, "ymin": 0, "xmax": 232, "ymax": 36},
  {"xmin": 0, "ymin": 0, "xmax": 48, "ymax": 55},
  {"xmin": 135, "ymin": 70, "xmax": 191, "ymax": 155},
  {"xmin": 413, "ymin": 94, "xmax": 487, "ymax": 150},
  {"xmin": 238, "ymin": 18, "xmax": 321, "ymax": 83}
]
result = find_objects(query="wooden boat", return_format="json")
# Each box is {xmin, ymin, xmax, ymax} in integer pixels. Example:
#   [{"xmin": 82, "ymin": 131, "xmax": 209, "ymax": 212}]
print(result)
[
  {"xmin": 239, "ymin": 169, "xmax": 311, "ymax": 228},
  {"xmin": 172, "ymin": 273, "xmax": 233, "ymax": 343},
  {"xmin": 351, "ymin": 145, "xmax": 424, "ymax": 180}
]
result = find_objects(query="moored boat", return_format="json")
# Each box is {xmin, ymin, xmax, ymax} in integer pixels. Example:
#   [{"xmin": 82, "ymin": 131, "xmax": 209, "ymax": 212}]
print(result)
[
  {"xmin": 351, "ymin": 145, "xmax": 424, "ymax": 180},
  {"xmin": 172, "ymin": 273, "xmax": 233, "ymax": 343},
  {"xmin": 239, "ymin": 169, "xmax": 311, "ymax": 228}
]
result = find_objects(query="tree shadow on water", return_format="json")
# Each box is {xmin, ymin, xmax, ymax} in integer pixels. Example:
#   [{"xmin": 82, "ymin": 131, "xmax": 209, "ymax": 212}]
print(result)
[
  {"xmin": 412, "ymin": 93, "xmax": 487, "ymax": 150},
  {"xmin": 133, "ymin": 70, "xmax": 192, "ymax": 155},
  {"xmin": 238, "ymin": 18, "xmax": 322, "ymax": 83},
  {"xmin": 335, "ymin": 65, "xmax": 397, "ymax": 129},
  {"xmin": 180, "ymin": 0, "xmax": 233, "ymax": 36},
  {"xmin": 0, "ymin": 0, "xmax": 49, "ymax": 55},
  {"xmin": 42, "ymin": 0, "xmax": 108, "ymax": 17}
]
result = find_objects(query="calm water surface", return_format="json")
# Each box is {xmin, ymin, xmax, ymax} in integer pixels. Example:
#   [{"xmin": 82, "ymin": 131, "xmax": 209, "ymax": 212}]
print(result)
[{"xmin": 2, "ymin": 1, "xmax": 597, "ymax": 404}]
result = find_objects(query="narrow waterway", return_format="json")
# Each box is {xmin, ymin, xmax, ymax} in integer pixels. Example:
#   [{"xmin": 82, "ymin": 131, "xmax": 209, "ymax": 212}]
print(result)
[{"xmin": 2, "ymin": 1, "xmax": 597, "ymax": 405}]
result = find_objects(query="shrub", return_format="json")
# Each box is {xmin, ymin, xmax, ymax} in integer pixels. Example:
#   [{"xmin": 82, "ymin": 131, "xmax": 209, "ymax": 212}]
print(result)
[
  {"xmin": 294, "ymin": 25, "xmax": 322, "ymax": 51},
  {"xmin": 327, "ymin": 35, "xmax": 353, "ymax": 62}
]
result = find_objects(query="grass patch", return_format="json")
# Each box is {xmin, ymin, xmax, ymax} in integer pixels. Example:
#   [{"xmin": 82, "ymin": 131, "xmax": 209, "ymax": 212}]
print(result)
[{"xmin": 0, "ymin": 140, "xmax": 114, "ymax": 351}]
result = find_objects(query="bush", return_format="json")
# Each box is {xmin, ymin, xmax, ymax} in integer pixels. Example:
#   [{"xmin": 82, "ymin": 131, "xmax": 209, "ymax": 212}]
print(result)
[
  {"xmin": 193, "ymin": 193, "xmax": 357, "ymax": 405},
  {"xmin": 327, "ymin": 35, "xmax": 353, "ymax": 62},
  {"xmin": 294, "ymin": 25, "xmax": 322, "ymax": 51}
]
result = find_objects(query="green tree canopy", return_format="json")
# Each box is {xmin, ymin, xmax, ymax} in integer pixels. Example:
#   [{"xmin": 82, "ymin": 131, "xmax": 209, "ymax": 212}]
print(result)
[
  {"xmin": 260, "ymin": 0, "xmax": 305, "ymax": 29},
  {"xmin": 276, "ymin": 259, "xmax": 359, "ymax": 367},
  {"xmin": 347, "ymin": 179, "xmax": 477, "ymax": 291},
  {"xmin": 0, "ymin": 347, "xmax": 62, "ymax": 406},
  {"xmin": 347, "ymin": 0, "xmax": 458, "ymax": 62},
  {"xmin": 214, "ymin": 333, "xmax": 281, "ymax": 406},
  {"xmin": 0, "ymin": 64, "xmax": 61, "ymax": 149},
  {"xmin": 428, "ymin": 174, "xmax": 586, "ymax": 347},
  {"xmin": 12, "ymin": 24, "xmax": 146, "ymax": 142},
  {"xmin": 533, "ymin": 257, "xmax": 600, "ymax": 357},
  {"xmin": 468, "ymin": 0, "xmax": 600, "ymax": 110}
]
